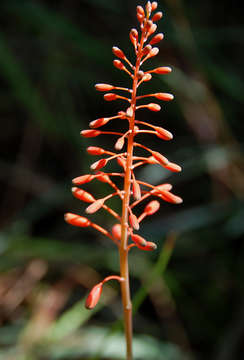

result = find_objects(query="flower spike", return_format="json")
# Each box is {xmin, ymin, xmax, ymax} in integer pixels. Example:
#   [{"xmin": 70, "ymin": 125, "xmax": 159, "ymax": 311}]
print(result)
[{"xmin": 65, "ymin": 4, "xmax": 182, "ymax": 357}]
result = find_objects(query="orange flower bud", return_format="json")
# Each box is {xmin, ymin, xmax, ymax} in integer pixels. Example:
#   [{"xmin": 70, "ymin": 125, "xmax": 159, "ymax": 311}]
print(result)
[
  {"xmin": 115, "ymin": 136, "xmax": 125, "ymax": 150},
  {"xmin": 72, "ymin": 187, "xmax": 95, "ymax": 203},
  {"xmin": 137, "ymin": 5, "xmax": 145, "ymax": 16},
  {"xmin": 131, "ymin": 234, "xmax": 147, "ymax": 247},
  {"xmin": 87, "ymin": 146, "xmax": 105, "ymax": 155},
  {"xmin": 132, "ymin": 180, "xmax": 141, "ymax": 200},
  {"xmin": 160, "ymin": 191, "xmax": 183, "ymax": 204},
  {"xmin": 130, "ymin": 28, "xmax": 138, "ymax": 39},
  {"xmin": 145, "ymin": 20, "xmax": 153, "ymax": 31},
  {"xmin": 147, "ymin": 47, "xmax": 159, "ymax": 59},
  {"xmin": 85, "ymin": 199, "xmax": 104, "ymax": 214},
  {"xmin": 90, "ymin": 158, "xmax": 107, "ymax": 171},
  {"xmin": 130, "ymin": 28, "xmax": 138, "ymax": 46},
  {"xmin": 155, "ymin": 126, "xmax": 173, "ymax": 140},
  {"xmin": 154, "ymin": 92, "xmax": 174, "ymax": 101},
  {"xmin": 164, "ymin": 162, "xmax": 182, "ymax": 172},
  {"xmin": 126, "ymin": 106, "xmax": 133, "ymax": 117},
  {"xmin": 104, "ymin": 93, "xmax": 118, "ymax": 101},
  {"xmin": 155, "ymin": 183, "xmax": 172, "ymax": 192},
  {"xmin": 81, "ymin": 129, "xmax": 101, "ymax": 137},
  {"xmin": 147, "ymin": 24, "xmax": 157, "ymax": 37},
  {"xmin": 95, "ymin": 83, "xmax": 114, "ymax": 91},
  {"xmin": 152, "ymin": 66, "xmax": 172, "ymax": 74},
  {"xmin": 117, "ymin": 157, "xmax": 126, "ymax": 169},
  {"xmin": 142, "ymin": 44, "xmax": 152, "ymax": 56},
  {"xmin": 137, "ymin": 70, "xmax": 144, "ymax": 80},
  {"xmin": 112, "ymin": 223, "xmax": 122, "ymax": 240},
  {"xmin": 137, "ymin": 13, "xmax": 144, "ymax": 23},
  {"xmin": 112, "ymin": 46, "xmax": 126, "ymax": 59},
  {"xmin": 144, "ymin": 200, "xmax": 160, "ymax": 215},
  {"xmin": 64, "ymin": 213, "xmax": 91, "ymax": 227},
  {"xmin": 113, "ymin": 59, "xmax": 125, "ymax": 70},
  {"xmin": 129, "ymin": 213, "xmax": 140, "ymax": 230},
  {"xmin": 147, "ymin": 103, "xmax": 161, "ymax": 111},
  {"xmin": 96, "ymin": 173, "xmax": 111, "ymax": 183},
  {"xmin": 137, "ymin": 241, "xmax": 157, "ymax": 251},
  {"xmin": 151, "ymin": 2, "xmax": 158, "ymax": 11},
  {"xmin": 146, "ymin": 1, "xmax": 152, "ymax": 16},
  {"xmin": 152, "ymin": 11, "xmax": 163, "ymax": 22},
  {"xmin": 72, "ymin": 174, "xmax": 95, "ymax": 185},
  {"xmin": 152, "ymin": 151, "xmax": 169, "ymax": 165},
  {"xmin": 142, "ymin": 74, "xmax": 152, "ymax": 82},
  {"xmin": 150, "ymin": 33, "xmax": 164, "ymax": 45},
  {"xmin": 85, "ymin": 282, "xmax": 103, "ymax": 309},
  {"xmin": 89, "ymin": 118, "xmax": 110, "ymax": 128}
]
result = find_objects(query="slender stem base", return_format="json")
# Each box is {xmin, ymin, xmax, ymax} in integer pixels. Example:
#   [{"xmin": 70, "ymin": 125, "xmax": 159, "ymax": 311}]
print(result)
[{"xmin": 120, "ymin": 248, "xmax": 133, "ymax": 360}]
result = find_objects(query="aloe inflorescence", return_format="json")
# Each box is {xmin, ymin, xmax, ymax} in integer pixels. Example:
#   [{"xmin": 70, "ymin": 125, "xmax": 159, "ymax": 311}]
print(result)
[{"xmin": 64, "ymin": 2, "xmax": 182, "ymax": 359}]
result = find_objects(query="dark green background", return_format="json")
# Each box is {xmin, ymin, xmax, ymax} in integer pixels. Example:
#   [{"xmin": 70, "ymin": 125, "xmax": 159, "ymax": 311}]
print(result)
[{"xmin": 0, "ymin": 1, "xmax": 243, "ymax": 359}]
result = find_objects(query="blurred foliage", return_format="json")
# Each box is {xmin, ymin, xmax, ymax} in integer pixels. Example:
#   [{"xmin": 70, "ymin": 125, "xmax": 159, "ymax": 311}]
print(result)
[{"xmin": 0, "ymin": 0, "xmax": 243, "ymax": 359}]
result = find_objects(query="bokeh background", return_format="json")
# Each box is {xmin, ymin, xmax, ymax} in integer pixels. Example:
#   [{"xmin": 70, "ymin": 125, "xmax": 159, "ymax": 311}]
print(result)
[{"xmin": 0, "ymin": 0, "xmax": 243, "ymax": 359}]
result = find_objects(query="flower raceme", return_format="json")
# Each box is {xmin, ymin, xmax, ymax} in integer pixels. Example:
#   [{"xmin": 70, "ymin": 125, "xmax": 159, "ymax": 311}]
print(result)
[{"xmin": 64, "ymin": 2, "xmax": 182, "ymax": 359}]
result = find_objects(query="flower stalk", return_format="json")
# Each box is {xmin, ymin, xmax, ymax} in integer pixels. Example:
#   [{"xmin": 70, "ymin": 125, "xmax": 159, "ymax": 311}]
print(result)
[{"xmin": 64, "ymin": 2, "xmax": 182, "ymax": 360}]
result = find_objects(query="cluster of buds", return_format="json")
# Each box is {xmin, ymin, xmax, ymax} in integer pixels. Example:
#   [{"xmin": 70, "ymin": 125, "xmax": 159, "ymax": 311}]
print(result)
[{"xmin": 65, "ymin": 1, "xmax": 182, "ymax": 311}]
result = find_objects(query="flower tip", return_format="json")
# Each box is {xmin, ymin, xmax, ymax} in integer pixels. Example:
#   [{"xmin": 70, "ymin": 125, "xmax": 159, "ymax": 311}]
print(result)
[
  {"xmin": 64, "ymin": 213, "xmax": 91, "ymax": 227},
  {"xmin": 129, "ymin": 214, "xmax": 140, "ymax": 231},
  {"xmin": 72, "ymin": 188, "xmax": 95, "ymax": 203},
  {"xmin": 151, "ymin": 2, "xmax": 158, "ymax": 11},
  {"xmin": 72, "ymin": 174, "xmax": 95, "ymax": 185},
  {"xmin": 89, "ymin": 118, "xmax": 109, "ymax": 129},
  {"xmin": 112, "ymin": 46, "xmax": 125, "ymax": 60},
  {"xmin": 85, "ymin": 199, "xmax": 104, "ymax": 214},
  {"xmin": 156, "ymin": 127, "xmax": 173, "ymax": 141},
  {"xmin": 95, "ymin": 83, "xmax": 114, "ymax": 91},
  {"xmin": 104, "ymin": 93, "xmax": 118, "ymax": 101},
  {"xmin": 87, "ymin": 146, "xmax": 105, "ymax": 155},
  {"xmin": 142, "ymin": 73, "xmax": 152, "ymax": 82},
  {"xmin": 164, "ymin": 162, "xmax": 182, "ymax": 172},
  {"xmin": 148, "ymin": 103, "xmax": 161, "ymax": 111},
  {"xmin": 81, "ymin": 129, "xmax": 101, "ymax": 138},
  {"xmin": 113, "ymin": 59, "xmax": 125, "ymax": 71},
  {"xmin": 153, "ymin": 66, "xmax": 172, "ymax": 74},
  {"xmin": 161, "ymin": 191, "xmax": 183, "ymax": 204},
  {"xmin": 85, "ymin": 283, "xmax": 103, "ymax": 310},
  {"xmin": 150, "ymin": 33, "xmax": 164, "ymax": 45},
  {"xmin": 146, "ymin": 241, "xmax": 157, "ymax": 251},
  {"xmin": 132, "ymin": 180, "xmax": 141, "ymax": 200},
  {"xmin": 90, "ymin": 158, "xmax": 107, "ymax": 171},
  {"xmin": 115, "ymin": 137, "xmax": 125, "ymax": 150},
  {"xmin": 152, "ymin": 11, "xmax": 163, "ymax": 22},
  {"xmin": 144, "ymin": 200, "xmax": 160, "ymax": 215},
  {"xmin": 137, "ymin": 241, "xmax": 157, "ymax": 251},
  {"xmin": 152, "ymin": 151, "xmax": 169, "ymax": 166},
  {"xmin": 131, "ymin": 234, "xmax": 147, "ymax": 247},
  {"xmin": 126, "ymin": 106, "xmax": 133, "ymax": 118},
  {"xmin": 149, "ymin": 47, "xmax": 159, "ymax": 58},
  {"xmin": 155, "ymin": 93, "xmax": 174, "ymax": 101}
]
